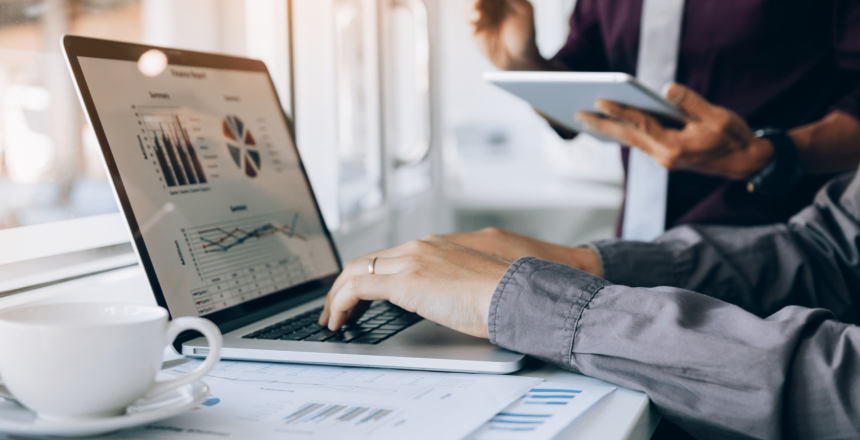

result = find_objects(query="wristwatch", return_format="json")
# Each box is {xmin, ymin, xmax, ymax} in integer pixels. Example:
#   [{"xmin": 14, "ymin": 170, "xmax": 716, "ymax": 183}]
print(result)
[{"xmin": 746, "ymin": 128, "xmax": 804, "ymax": 196}]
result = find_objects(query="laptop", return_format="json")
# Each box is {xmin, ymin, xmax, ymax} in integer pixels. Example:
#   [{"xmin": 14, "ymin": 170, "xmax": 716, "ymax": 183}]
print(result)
[{"xmin": 62, "ymin": 36, "xmax": 526, "ymax": 374}]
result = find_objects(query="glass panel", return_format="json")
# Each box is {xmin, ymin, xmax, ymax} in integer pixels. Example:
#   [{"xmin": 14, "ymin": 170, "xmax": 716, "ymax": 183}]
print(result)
[
  {"xmin": 0, "ymin": 0, "xmax": 146, "ymax": 230},
  {"xmin": 0, "ymin": 0, "xmax": 294, "ymax": 232},
  {"xmin": 334, "ymin": 0, "xmax": 382, "ymax": 218},
  {"xmin": 390, "ymin": 0, "xmax": 431, "ymax": 197}
]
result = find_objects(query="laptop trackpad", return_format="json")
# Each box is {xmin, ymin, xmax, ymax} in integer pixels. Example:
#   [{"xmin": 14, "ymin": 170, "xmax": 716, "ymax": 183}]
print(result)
[
  {"xmin": 392, "ymin": 320, "xmax": 487, "ymax": 346},
  {"xmin": 382, "ymin": 320, "xmax": 519, "ymax": 363}
]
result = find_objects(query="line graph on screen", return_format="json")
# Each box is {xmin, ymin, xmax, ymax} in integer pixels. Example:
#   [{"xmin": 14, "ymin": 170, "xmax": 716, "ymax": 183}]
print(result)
[
  {"xmin": 183, "ymin": 210, "xmax": 321, "ymax": 314},
  {"xmin": 198, "ymin": 213, "xmax": 307, "ymax": 253}
]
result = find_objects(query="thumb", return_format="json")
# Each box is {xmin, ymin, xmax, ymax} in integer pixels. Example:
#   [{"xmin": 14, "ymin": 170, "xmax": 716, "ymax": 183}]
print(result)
[
  {"xmin": 463, "ymin": 0, "xmax": 481, "ymax": 23},
  {"xmin": 663, "ymin": 82, "xmax": 715, "ymax": 120},
  {"xmin": 473, "ymin": 0, "xmax": 510, "ymax": 28}
]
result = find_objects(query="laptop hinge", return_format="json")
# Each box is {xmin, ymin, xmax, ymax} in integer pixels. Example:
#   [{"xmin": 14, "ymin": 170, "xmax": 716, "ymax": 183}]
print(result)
[{"xmin": 172, "ymin": 286, "xmax": 328, "ymax": 353}]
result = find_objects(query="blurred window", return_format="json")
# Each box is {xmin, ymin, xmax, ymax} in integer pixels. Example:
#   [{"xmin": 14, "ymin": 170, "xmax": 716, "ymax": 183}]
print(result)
[
  {"xmin": 0, "ymin": 0, "xmax": 294, "ymax": 294},
  {"xmin": 0, "ymin": 0, "xmax": 141, "ymax": 231}
]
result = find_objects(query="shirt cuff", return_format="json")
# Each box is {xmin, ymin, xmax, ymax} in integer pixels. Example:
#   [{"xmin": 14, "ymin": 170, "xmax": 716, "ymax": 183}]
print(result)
[
  {"xmin": 488, "ymin": 257, "xmax": 611, "ymax": 367},
  {"xmin": 587, "ymin": 239, "xmax": 678, "ymax": 288}
]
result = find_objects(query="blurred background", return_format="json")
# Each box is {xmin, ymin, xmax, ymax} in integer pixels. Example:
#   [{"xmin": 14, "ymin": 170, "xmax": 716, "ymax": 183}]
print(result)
[{"xmin": 0, "ymin": 0, "xmax": 622, "ymax": 268}]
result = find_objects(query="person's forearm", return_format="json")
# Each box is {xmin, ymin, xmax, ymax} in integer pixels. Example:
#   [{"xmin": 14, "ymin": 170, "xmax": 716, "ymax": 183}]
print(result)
[
  {"xmin": 790, "ymin": 110, "xmax": 860, "ymax": 174},
  {"xmin": 590, "ymin": 170, "xmax": 860, "ymax": 323},
  {"xmin": 490, "ymin": 258, "xmax": 860, "ymax": 440},
  {"xmin": 536, "ymin": 244, "xmax": 603, "ymax": 278}
]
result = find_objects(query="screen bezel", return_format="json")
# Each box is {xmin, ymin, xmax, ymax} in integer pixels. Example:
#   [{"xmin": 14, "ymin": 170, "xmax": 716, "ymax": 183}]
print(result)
[{"xmin": 61, "ymin": 35, "xmax": 343, "ymax": 329}]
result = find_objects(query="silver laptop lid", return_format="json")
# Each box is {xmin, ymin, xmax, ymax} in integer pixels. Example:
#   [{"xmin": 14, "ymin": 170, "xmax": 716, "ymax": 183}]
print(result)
[{"xmin": 62, "ymin": 36, "xmax": 342, "ymax": 326}]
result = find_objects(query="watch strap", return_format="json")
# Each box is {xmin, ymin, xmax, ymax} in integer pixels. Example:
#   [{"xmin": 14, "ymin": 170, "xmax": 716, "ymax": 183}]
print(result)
[{"xmin": 746, "ymin": 128, "xmax": 804, "ymax": 197}]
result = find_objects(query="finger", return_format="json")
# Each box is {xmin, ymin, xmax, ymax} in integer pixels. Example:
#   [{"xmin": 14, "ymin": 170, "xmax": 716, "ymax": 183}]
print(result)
[
  {"xmin": 327, "ymin": 253, "xmax": 426, "ymax": 329},
  {"xmin": 472, "ymin": 0, "xmax": 498, "ymax": 29},
  {"xmin": 346, "ymin": 300, "xmax": 372, "ymax": 323},
  {"xmin": 318, "ymin": 274, "xmax": 342, "ymax": 325},
  {"xmin": 663, "ymin": 83, "xmax": 716, "ymax": 121},
  {"xmin": 326, "ymin": 247, "xmax": 405, "ymax": 307},
  {"xmin": 363, "ymin": 255, "xmax": 420, "ymax": 276},
  {"xmin": 441, "ymin": 231, "xmax": 465, "ymax": 242},
  {"xmin": 320, "ymin": 254, "xmax": 378, "ymax": 325},
  {"xmin": 576, "ymin": 111, "xmax": 645, "ymax": 148},
  {"xmin": 320, "ymin": 252, "xmax": 418, "ymax": 325},
  {"xmin": 319, "ymin": 292, "xmax": 332, "ymax": 325},
  {"xmin": 507, "ymin": 0, "xmax": 533, "ymax": 15},
  {"xmin": 595, "ymin": 100, "xmax": 667, "ymax": 139},
  {"xmin": 328, "ymin": 275, "xmax": 396, "ymax": 330},
  {"xmin": 420, "ymin": 233, "xmax": 448, "ymax": 244},
  {"xmin": 463, "ymin": 0, "xmax": 481, "ymax": 23},
  {"xmin": 440, "ymin": 232, "xmax": 484, "ymax": 251}
]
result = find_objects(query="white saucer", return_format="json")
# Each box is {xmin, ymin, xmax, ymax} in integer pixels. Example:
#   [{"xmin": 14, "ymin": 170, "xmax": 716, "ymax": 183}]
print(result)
[{"xmin": 0, "ymin": 378, "xmax": 209, "ymax": 437}]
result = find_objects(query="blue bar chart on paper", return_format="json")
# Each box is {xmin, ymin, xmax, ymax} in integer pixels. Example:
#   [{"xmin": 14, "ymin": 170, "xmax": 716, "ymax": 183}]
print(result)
[
  {"xmin": 118, "ymin": 359, "xmax": 541, "ymax": 440},
  {"xmin": 469, "ymin": 382, "xmax": 616, "ymax": 440},
  {"xmin": 523, "ymin": 388, "xmax": 581, "ymax": 406}
]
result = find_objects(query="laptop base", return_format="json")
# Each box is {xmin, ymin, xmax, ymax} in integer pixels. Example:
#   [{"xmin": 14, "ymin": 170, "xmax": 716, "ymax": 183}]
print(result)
[{"xmin": 183, "ymin": 298, "xmax": 526, "ymax": 374}]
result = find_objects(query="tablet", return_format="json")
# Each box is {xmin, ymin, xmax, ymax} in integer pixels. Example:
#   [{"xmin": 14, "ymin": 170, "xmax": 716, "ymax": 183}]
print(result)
[{"xmin": 484, "ymin": 71, "xmax": 689, "ymax": 135}]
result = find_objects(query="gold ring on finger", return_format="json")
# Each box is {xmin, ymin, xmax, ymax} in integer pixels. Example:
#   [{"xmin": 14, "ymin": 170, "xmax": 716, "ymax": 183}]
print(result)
[{"xmin": 368, "ymin": 256, "xmax": 378, "ymax": 275}]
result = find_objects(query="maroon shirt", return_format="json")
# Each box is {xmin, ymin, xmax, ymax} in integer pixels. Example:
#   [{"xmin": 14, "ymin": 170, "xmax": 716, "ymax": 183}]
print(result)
[{"xmin": 552, "ymin": 0, "xmax": 860, "ymax": 231}]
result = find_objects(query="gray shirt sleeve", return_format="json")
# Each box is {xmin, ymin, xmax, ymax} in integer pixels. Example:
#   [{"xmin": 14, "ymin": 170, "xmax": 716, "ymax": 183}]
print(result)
[
  {"xmin": 488, "ymin": 171, "xmax": 860, "ymax": 438},
  {"xmin": 490, "ymin": 258, "xmax": 860, "ymax": 439},
  {"xmin": 589, "ymin": 172, "xmax": 860, "ymax": 324}
]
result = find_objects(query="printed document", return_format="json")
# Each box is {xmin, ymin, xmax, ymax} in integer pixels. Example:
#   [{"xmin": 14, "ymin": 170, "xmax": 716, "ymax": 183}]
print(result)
[
  {"xmin": 468, "ymin": 381, "xmax": 616, "ymax": 440},
  {"xmin": 104, "ymin": 360, "xmax": 542, "ymax": 440}
]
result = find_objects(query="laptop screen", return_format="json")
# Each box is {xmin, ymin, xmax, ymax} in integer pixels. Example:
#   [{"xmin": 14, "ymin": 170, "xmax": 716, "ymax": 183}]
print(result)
[{"xmin": 75, "ymin": 55, "xmax": 340, "ymax": 318}]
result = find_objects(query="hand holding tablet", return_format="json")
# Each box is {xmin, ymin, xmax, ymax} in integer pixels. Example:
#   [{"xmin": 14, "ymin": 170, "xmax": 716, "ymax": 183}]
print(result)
[
  {"xmin": 484, "ymin": 71, "xmax": 690, "ymax": 136},
  {"xmin": 485, "ymin": 71, "xmax": 775, "ymax": 180}
]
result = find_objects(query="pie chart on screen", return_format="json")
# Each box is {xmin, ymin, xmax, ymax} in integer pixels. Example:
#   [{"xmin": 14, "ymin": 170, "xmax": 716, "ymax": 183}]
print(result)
[{"xmin": 223, "ymin": 114, "xmax": 260, "ymax": 178}]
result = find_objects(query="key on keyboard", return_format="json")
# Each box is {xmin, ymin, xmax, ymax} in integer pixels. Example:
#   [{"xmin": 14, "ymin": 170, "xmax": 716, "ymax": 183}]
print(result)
[{"xmin": 242, "ymin": 302, "xmax": 422, "ymax": 344}]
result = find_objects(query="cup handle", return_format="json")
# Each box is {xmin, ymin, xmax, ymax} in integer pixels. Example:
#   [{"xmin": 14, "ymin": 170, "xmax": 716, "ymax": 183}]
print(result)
[{"xmin": 144, "ymin": 317, "xmax": 222, "ymax": 399}]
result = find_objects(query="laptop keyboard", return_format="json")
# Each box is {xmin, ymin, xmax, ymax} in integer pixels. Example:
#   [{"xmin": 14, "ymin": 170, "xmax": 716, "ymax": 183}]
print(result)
[{"xmin": 242, "ymin": 302, "xmax": 423, "ymax": 345}]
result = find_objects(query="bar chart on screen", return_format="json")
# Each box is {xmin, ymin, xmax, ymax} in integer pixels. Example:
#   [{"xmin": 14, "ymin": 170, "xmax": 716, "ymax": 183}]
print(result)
[{"xmin": 135, "ymin": 106, "xmax": 216, "ymax": 192}]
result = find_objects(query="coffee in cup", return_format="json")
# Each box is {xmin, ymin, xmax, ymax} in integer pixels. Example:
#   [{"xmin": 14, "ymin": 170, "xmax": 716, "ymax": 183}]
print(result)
[{"xmin": 0, "ymin": 302, "xmax": 222, "ymax": 421}]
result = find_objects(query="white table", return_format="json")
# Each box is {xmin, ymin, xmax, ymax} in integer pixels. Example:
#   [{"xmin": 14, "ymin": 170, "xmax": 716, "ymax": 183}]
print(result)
[{"xmin": 0, "ymin": 266, "xmax": 659, "ymax": 440}]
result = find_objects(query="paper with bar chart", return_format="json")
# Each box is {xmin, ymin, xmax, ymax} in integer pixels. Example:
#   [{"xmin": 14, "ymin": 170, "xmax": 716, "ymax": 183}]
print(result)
[
  {"xmin": 100, "ymin": 360, "xmax": 542, "ymax": 440},
  {"xmin": 468, "ymin": 382, "xmax": 616, "ymax": 440},
  {"xmin": 77, "ymin": 57, "xmax": 340, "ymax": 317}
]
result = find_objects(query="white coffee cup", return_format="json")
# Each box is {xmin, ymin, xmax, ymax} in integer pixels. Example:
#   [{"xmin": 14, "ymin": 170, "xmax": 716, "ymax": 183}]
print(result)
[{"xmin": 0, "ymin": 302, "xmax": 222, "ymax": 421}]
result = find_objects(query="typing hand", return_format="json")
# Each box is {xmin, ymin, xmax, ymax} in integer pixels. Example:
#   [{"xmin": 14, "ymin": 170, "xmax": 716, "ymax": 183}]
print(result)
[
  {"xmin": 576, "ymin": 83, "xmax": 774, "ymax": 180},
  {"xmin": 443, "ymin": 228, "xmax": 603, "ymax": 277},
  {"xmin": 318, "ymin": 235, "xmax": 510, "ymax": 339},
  {"xmin": 464, "ymin": 0, "xmax": 546, "ymax": 71}
]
